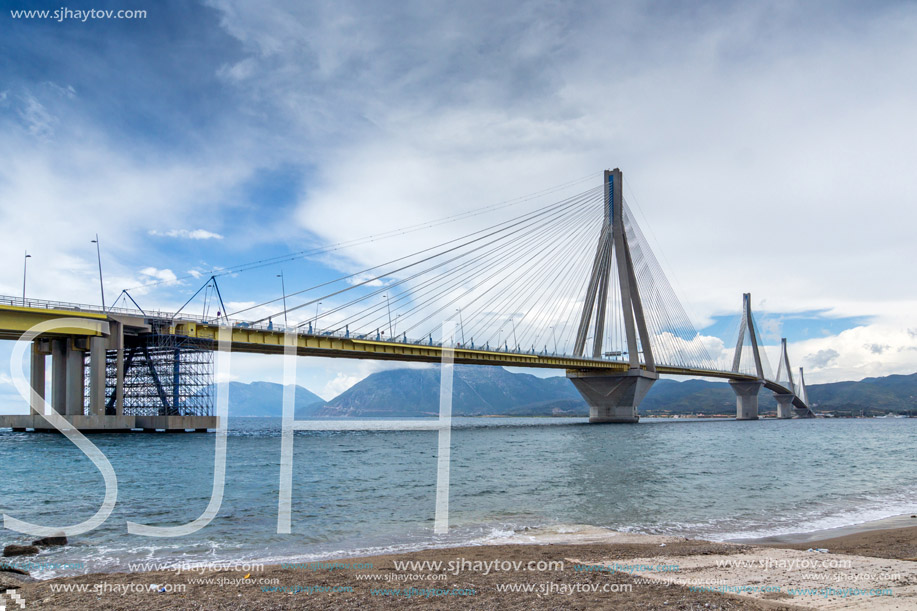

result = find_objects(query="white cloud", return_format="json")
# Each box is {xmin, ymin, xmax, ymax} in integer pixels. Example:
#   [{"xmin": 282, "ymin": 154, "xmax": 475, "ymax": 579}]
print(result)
[
  {"xmin": 18, "ymin": 93, "xmax": 57, "ymax": 137},
  {"xmin": 344, "ymin": 272, "xmax": 384, "ymax": 287},
  {"xmin": 149, "ymin": 229, "xmax": 224, "ymax": 240},
  {"xmin": 807, "ymin": 348, "xmax": 841, "ymax": 369},
  {"xmin": 139, "ymin": 267, "xmax": 178, "ymax": 284},
  {"xmin": 0, "ymin": 104, "xmax": 253, "ymax": 305},
  {"xmin": 214, "ymin": 370, "xmax": 238, "ymax": 384},
  {"xmin": 323, "ymin": 372, "xmax": 364, "ymax": 399},
  {"xmin": 788, "ymin": 318, "xmax": 917, "ymax": 383}
]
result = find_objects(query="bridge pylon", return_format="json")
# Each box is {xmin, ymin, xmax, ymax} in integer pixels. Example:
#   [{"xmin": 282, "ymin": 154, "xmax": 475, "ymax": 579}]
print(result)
[
  {"xmin": 567, "ymin": 168, "xmax": 657, "ymax": 423},
  {"xmin": 774, "ymin": 394, "xmax": 796, "ymax": 419},
  {"xmin": 773, "ymin": 338, "xmax": 796, "ymax": 419},
  {"xmin": 729, "ymin": 293, "xmax": 764, "ymax": 420},
  {"xmin": 795, "ymin": 367, "xmax": 816, "ymax": 418}
]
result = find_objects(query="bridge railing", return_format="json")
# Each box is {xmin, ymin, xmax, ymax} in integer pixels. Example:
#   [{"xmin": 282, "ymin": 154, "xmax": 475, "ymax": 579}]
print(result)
[
  {"xmin": 0, "ymin": 295, "xmax": 173, "ymax": 318},
  {"xmin": 0, "ymin": 293, "xmax": 587, "ymax": 359},
  {"xmin": 220, "ymin": 318, "xmax": 582, "ymax": 359}
]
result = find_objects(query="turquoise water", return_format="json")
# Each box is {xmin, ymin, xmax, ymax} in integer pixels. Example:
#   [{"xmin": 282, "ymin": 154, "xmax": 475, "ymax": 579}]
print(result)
[{"xmin": 1, "ymin": 417, "xmax": 915, "ymax": 577}]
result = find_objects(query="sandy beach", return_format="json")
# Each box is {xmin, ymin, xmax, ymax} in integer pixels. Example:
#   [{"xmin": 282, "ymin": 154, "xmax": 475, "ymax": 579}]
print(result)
[{"xmin": 3, "ymin": 522, "xmax": 916, "ymax": 610}]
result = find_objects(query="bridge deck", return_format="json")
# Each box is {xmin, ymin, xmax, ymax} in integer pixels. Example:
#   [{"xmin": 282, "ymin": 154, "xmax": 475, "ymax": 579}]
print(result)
[{"xmin": 0, "ymin": 300, "xmax": 801, "ymax": 404}]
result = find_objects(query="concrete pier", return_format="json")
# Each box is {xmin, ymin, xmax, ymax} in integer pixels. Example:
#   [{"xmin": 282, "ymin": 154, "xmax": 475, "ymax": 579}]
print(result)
[
  {"xmin": 729, "ymin": 379, "xmax": 763, "ymax": 420},
  {"xmin": 0, "ymin": 414, "xmax": 214, "ymax": 433},
  {"xmin": 51, "ymin": 338, "xmax": 67, "ymax": 414},
  {"xmin": 88, "ymin": 336, "xmax": 106, "ymax": 415},
  {"xmin": 29, "ymin": 341, "xmax": 46, "ymax": 415},
  {"xmin": 64, "ymin": 341, "xmax": 84, "ymax": 416},
  {"xmin": 568, "ymin": 370, "xmax": 657, "ymax": 423},
  {"xmin": 111, "ymin": 320, "xmax": 125, "ymax": 416},
  {"xmin": 0, "ymin": 316, "xmax": 216, "ymax": 433},
  {"xmin": 774, "ymin": 393, "xmax": 795, "ymax": 419}
]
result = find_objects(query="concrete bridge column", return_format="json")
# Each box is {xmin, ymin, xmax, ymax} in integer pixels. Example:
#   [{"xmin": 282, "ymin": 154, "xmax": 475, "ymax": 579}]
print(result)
[
  {"xmin": 30, "ymin": 341, "xmax": 46, "ymax": 415},
  {"xmin": 729, "ymin": 380, "xmax": 763, "ymax": 420},
  {"xmin": 111, "ymin": 321, "xmax": 124, "ymax": 416},
  {"xmin": 89, "ymin": 336, "xmax": 107, "ymax": 416},
  {"xmin": 774, "ymin": 393, "xmax": 795, "ymax": 419},
  {"xmin": 51, "ymin": 338, "xmax": 67, "ymax": 415},
  {"xmin": 568, "ymin": 369, "xmax": 657, "ymax": 423},
  {"xmin": 65, "ymin": 341, "xmax": 85, "ymax": 416}
]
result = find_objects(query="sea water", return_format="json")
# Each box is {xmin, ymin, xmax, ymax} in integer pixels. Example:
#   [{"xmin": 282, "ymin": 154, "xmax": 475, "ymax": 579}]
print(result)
[{"xmin": 0, "ymin": 417, "xmax": 914, "ymax": 577}]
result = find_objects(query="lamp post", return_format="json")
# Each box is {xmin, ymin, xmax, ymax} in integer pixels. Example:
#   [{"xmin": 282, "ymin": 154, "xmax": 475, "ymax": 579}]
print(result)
[
  {"xmin": 22, "ymin": 251, "xmax": 31, "ymax": 305},
  {"xmin": 456, "ymin": 308, "xmax": 465, "ymax": 345},
  {"xmin": 90, "ymin": 234, "xmax": 105, "ymax": 310},
  {"xmin": 276, "ymin": 271, "xmax": 288, "ymax": 327},
  {"xmin": 509, "ymin": 317, "xmax": 518, "ymax": 352},
  {"xmin": 550, "ymin": 326, "xmax": 558, "ymax": 354},
  {"xmin": 22, "ymin": 251, "xmax": 32, "ymax": 307},
  {"xmin": 314, "ymin": 301, "xmax": 322, "ymax": 333},
  {"xmin": 384, "ymin": 294, "xmax": 393, "ymax": 338}
]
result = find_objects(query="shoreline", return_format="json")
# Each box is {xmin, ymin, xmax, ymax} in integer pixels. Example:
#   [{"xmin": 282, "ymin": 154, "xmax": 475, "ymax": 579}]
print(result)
[
  {"xmin": 4, "ymin": 521, "xmax": 916, "ymax": 609},
  {"xmin": 6, "ymin": 514, "xmax": 916, "ymax": 578},
  {"xmin": 740, "ymin": 513, "xmax": 917, "ymax": 545}
]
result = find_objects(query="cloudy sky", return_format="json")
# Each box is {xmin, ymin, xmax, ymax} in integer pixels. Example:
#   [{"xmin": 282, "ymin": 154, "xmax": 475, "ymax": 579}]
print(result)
[{"xmin": 1, "ymin": 0, "xmax": 915, "ymax": 407}]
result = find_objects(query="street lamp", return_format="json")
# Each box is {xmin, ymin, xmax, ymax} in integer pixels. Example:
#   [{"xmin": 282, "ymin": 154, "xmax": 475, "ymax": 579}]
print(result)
[
  {"xmin": 456, "ymin": 308, "xmax": 465, "ymax": 345},
  {"xmin": 384, "ymin": 294, "xmax": 393, "ymax": 338},
  {"xmin": 276, "ymin": 271, "xmax": 288, "ymax": 327},
  {"xmin": 90, "ymin": 234, "xmax": 105, "ymax": 310},
  {"xmin": 22, "ymin": 251, "xmax": 31, "ymax": 305},
  {"xmin": 314, "ymin": 301, "xmax": 322, "ymax": 333},
  {"xmin": 550, "ymin": 326, "xmax": 558, "ymax": 354},
  {"xmin": 509, "ymin": 317, "xmax": 518, "ymax": 352}
]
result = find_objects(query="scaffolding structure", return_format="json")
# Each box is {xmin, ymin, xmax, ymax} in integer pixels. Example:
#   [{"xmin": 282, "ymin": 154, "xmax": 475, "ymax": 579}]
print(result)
[{"xmin": 84, "ymin": 334, "xmax": 213, "ymax": 417}]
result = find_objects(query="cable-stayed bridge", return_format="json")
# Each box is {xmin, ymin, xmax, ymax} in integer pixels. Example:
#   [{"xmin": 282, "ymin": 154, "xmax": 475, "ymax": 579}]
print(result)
[{"xmin": 0, "ymin": 169, "xmax": 815, "ymax": 432}]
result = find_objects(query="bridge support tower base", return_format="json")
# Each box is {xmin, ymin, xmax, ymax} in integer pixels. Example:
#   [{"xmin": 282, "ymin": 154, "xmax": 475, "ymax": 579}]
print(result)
[
  {"xmin": 729, "ymin": 380, "xmax": 763, "ymax": 420},
  {"xmin": 774, "ymin": 393, "xmax": 795, "ymax": 419},
  {"xmin": 567, "ymin": 370, "xmax": 657, "ymax": 423}
]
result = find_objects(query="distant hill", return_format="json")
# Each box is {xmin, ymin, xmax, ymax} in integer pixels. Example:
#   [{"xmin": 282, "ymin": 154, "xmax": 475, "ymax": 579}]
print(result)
[
  {"xmin": 316, "ymin": 366, "xmax": 583, "ymax": 417},
  {"xmin": 218, "ymin": 382, "xmax": 326, "ymax": 418},
  {"xmin": 312, "ymin": 367, "xmax": 917, "ymax": 417},
  {"xmin": 806, "ymin": 373, "xmax": 917, "ymax": 414},
  {"xmin": 641, "ymin": 373, "xmax": 917, "ymax": 415},
  {"xmin": 210, "ymin": 370, "xmax": 917, "ymax": 419}
]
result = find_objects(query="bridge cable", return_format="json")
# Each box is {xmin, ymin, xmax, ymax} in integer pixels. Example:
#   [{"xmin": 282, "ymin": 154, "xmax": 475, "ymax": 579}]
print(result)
[{"xmin": 229, "ymin": 185, "xmax": 603, "ymax": 321}]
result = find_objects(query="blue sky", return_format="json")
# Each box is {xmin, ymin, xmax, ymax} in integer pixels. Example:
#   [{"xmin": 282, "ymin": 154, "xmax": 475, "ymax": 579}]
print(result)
[{"xmin": 1, "ymin": 0, "xmax": 916, "ymax": 408}]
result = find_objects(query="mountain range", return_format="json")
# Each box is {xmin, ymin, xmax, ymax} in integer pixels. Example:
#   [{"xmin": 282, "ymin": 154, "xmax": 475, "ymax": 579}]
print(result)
[
  {"xmin": 314, "ymin": 366, "xmax": 583, "ymax": 417},
  {"xmin": 221, "ymin": 381, "xmax": 325, "ymax": 418},
  {"xmin": 224, "ymin": 367, "xmax": 917, "ymax": 417}
]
